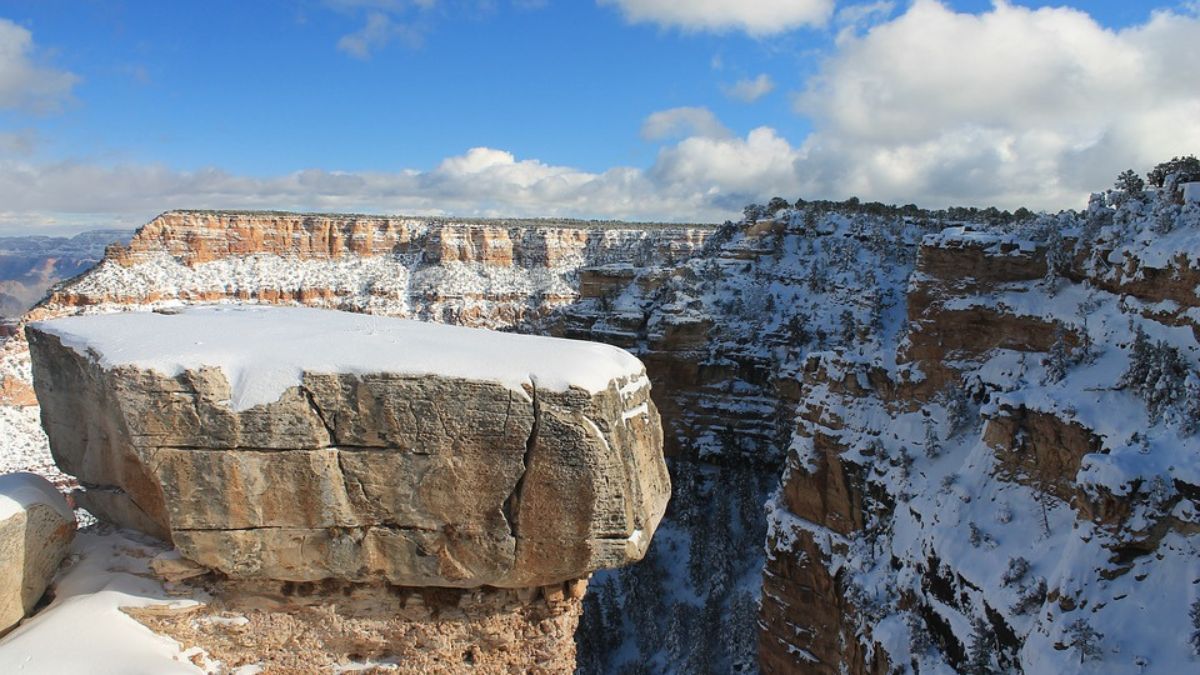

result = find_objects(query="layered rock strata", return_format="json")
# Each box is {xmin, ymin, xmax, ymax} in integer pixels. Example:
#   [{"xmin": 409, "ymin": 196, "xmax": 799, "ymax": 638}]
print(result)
[
  {"xmin": 28, "ymin": 305, "xmax": 669, "ymax": 590},
  {"xmin": 31, "ymin": 210, "xmax": 709, "ymax": 329},
  {"xmin": 761, "ymin": 202, "xmax": 1200, "ymax": 672}
]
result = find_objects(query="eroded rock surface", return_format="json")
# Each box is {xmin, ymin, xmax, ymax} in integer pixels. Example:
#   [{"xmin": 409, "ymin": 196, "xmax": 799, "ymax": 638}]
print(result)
[
  {"xmin": 27, "ymin": 305, "xmax": 669, "ymax": 588},
  {"xmin": 0, "ymin": 472, "xmax": 75, "ymax": 635}
]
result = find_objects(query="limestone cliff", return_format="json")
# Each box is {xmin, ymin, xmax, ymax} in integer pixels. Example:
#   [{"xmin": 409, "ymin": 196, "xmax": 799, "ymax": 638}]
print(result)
[
  {"xmin": 761, "ymin": 187, "xmax": 1200, "ymax": 672},
  {"xmin": 32, "ymin": 210, "xmax": 708, "ymax": 329}
]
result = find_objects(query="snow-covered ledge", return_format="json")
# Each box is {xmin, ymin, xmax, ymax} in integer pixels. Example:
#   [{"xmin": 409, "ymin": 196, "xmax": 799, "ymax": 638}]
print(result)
[{"xmin": 26, "ymin": 305, "xmax": 671, "ymax": 588}]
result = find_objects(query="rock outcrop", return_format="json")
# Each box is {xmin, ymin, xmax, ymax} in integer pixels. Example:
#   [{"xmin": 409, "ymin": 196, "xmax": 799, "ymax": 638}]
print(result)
[
  {"xmin": 127, "ymin": 577, "xmax": 590, "ymax": 673},
  {"xmin": 28, "ymin": 305, "xmax": 669, "ymax": 590},
  {"xmin": 761, "ymin": 193, "xmax": 1200, "ymax": 673},
  {"xmin": 31, "ymin": 211, "xmax": 709, "ymax": 330},
  {"xmin": 0, "ymin": 472, "xmax": 75, "ymax": 635}
]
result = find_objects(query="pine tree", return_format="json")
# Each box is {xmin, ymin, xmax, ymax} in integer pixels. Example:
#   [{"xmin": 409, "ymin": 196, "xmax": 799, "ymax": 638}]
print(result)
[
  {"xmin": 923, "ymin": 417, "xmax": 941, "ymax": 458},
  {"xmin": 707, "ymin": 493, "xmax": 735, "ymax": 598},
  {"xmin": 600, "ymin": 576, "xmax": 623, "ymax": 653},
  {"xmin": 767, "ymin": 196, "xmax": 790, "ymax": 215},
  {"xmin": 943, "ymin": 386, "xmax": 973, "ymax": 438},
  {"xmin": 807, "ymin": 261, "xmax": 825, "ymax": 292},
  {"xmin": 1119, "ymin": 327, "xmax": 1190, "ymax": 421},
  {"xmin": 868, "ymin": 291, "xmax": 885, "ymax": 334},
  {"xmin": 786, "ymin": 311, "xmax": 811, "ymax": 347},
  {"xmin": 1066, "ymin": 618, "xmax": 1103, "ymax": 663},
  {"xmin": 1190, "ymin": 599, "xmax": 1200, "ymax": 656},
  {"xmin": 1147, "ymin": 155, "xmax": 1200, "ymax": 188},
  {"xmin": 965, "ymin": 617, "xmax": 997, "ymax": 674},
  {"xmin": 1076, "ymin": 316, "xmax": 1095, "ymax": 365},
  {"xmin": 840, "ymin": 309, "xmax": 857, "ymax": 344},
  {"xmin": 1182, "ymin": 377, "xmax": 1200, "ymax": 436},
  {"xmin": 1042, "ymin": 226, "xmax": 1071, "ymax": 291},
  {"xmin": 1115, "ymin": 169, "xmax": 1145, "ymax": 195},
  {"xmin": 732, "ymin": 465, "xmax": 764, "ymax": 550},
  {"xmin": 727, "ymin": 592, "xmax": 759, "ymax": 672},
  {"xmin": 907, "ymin": 611, "xmax": 935, "ymax": 658},
  {"xmin": 671, "ymin": 461, "xmax": 699, "ymax": 528},
  {"xmin": 664, "ymin": 602, "xmax": 693, "ymax": 668},
  {"xmin": 743, "ymin": 203, "xmax": 764, "ymax": 223},
  {"xmin": 1043, "ymin": 328, "xmax": 1070, "ymax": 384}
]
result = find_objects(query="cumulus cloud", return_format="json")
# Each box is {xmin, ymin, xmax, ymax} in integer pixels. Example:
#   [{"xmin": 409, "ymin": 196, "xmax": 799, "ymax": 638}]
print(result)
[
  {"xmin": 598, "ymin": 0, "xmax": 834, "ymax": 35},
  {"xmin": 641, "ymin": 107, "xmax": 731, "ymax": 141},
  {"xmin": 792, "ymin": 0, "xmax": 1200, "ymax": 209},
  {"xmin": 0, "ymin": 18, "xmax": 78, "ymax": 113},
  {"xmin": 0, "ymin": 125, "xmax": 807, "ymax": 234},
  {"xmin": 650, "ymin": 127, "xmax": 803, "ymax": 202},
  {"xmin": 8, "ymin": 1, "xmax": 1200, "ymax": 233},
  {"xmin": 721, "ymin": 74, "xmax": 775, "ymax": 103}
]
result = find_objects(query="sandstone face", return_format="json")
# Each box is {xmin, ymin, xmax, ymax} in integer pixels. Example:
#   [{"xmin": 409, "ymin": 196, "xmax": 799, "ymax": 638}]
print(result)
[
  {"xmin": 33, "ymin": 211, "xmax": 709, "ymax": 331},
  {"xmin": 0, "ymin": 472, "xmax": 76, "ymax": 635},
  {"xmin": 27, "ymin": 306, "xmax": 669, "ymax": 588}
]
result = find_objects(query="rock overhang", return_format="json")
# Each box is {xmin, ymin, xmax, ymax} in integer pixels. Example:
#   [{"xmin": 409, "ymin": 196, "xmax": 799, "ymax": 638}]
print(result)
[{"xmin": 26, "ymin": 305, "xmax": 670, "ymax": 588}]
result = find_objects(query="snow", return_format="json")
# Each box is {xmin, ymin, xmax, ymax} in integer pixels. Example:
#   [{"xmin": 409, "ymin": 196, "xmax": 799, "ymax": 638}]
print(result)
[
  {"xmin": 622, "ymin": 402, "xmax": 650, "ymax": 421},
  {"xmin": 33, "ymin": 305, "xmax": 647, "ymax": 411},
  {"xmin": 0, "ymin": 406, "xmax": 63, "ymax": 487},
  {"xmin": 0, "ymin": 528, "xmax": 204, "ymax": 674},
  {"xmin": 0, "ymin": 473, "xmax": 72, "ymax": 522},
  {"xmin": 1183, "ymin": 182, "xmax": 1200, "ymax": 204}
]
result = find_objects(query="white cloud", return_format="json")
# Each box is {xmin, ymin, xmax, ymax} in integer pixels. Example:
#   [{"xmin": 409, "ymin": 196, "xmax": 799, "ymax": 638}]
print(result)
[
  {"xmin": 330, "ymin": 1, "xmax": 437, "ymax": 57},
  {"xmin": 790, "ymin": 0, "xmax": 1200, "ymax": 209},
  {"xmin": 650, "ymin": 127, "xmax": 802, "ymax": 199},
  {"xmin": 337, "ymin": 11, "xmax": 425, "ymax": 57},
  {"xmin": 598, "ymin": 0, "xmax": 834, "ymax": 35},
  {"xmin": 8, "ymin": 1, "xmax": 1200, "ymax": 233},
  {"xmin": 0, "ymin": 19, "xmax": 78, "ymax": 113},
  {"xmin": 834, "ymin": 1, "xmax": 895, "ymax": 41},
  {"xmin": 641, "ymin": 107, "xmax": 730, "ymax": 141},
  {"xmin": 0, "ymin": 126, "xmax": 804, "ymax": 234},
  {"xmin": 721, "ymin": 74, "xmax": 775, "ymax": 103}
]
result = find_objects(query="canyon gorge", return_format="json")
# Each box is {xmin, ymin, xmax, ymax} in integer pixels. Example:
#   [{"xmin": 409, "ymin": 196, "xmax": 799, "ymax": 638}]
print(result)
[{"xmin": 0, "ymin": 166, "xmax": 1198, "ymax": 673}]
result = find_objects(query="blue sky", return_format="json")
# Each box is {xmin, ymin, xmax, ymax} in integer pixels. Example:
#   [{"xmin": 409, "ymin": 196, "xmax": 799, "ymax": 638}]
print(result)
[{"xmin": 0, "ymin": 0, "xmax": 1197, "ymax": 233}]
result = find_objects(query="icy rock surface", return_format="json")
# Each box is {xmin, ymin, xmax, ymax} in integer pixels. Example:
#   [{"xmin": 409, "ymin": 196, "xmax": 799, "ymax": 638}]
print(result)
[{"xmin": 26, "ymin": 305, "xmax": 669, "ymax": 588}]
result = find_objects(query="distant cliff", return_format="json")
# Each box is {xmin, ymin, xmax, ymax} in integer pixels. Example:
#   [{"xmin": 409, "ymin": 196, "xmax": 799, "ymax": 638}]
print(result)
[
  {"xmin": 0, "ymin": 230, "xmax": 131, "ymax": 318},
  {"xmin": 32, "ymin": 210, "xmax": 709, "ymax": 328}
]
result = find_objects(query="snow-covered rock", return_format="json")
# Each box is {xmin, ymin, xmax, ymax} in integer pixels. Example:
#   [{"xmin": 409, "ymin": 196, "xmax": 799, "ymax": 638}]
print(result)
[
  {"xmin": 1183, "ymin": 181, "xmax": 1200, "ymax": 204},
  {"xmin": 0, "ymin": 472, "xmax": 75, "ymax": 635},
  {"xmin": 26, "ymin": 305, "xmax": 669, "ymax": 588}
]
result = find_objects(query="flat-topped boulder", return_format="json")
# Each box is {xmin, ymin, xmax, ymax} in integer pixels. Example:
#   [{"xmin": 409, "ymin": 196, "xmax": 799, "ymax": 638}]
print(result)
[{"xmin": 26, "ymin": 305, "xmax": 669, "ymax": 588}]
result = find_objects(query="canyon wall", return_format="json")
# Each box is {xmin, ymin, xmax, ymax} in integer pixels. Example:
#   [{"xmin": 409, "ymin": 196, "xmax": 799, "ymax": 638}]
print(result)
[
  {"xmin": 4, "ymin": 184, "xmax": 1197, "ymax": 672},
  {"xmin": 761, "ymin": 189, "xmax": 1200, "ymax": 672},
  {"xmin": 31, "ymin": 210, "xmax": 707, "ymax": 329}
]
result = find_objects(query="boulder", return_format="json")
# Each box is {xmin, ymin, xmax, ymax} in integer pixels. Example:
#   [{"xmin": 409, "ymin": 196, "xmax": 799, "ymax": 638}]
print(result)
[
  {"xmin": 27, "ymin": 306, "xmax": 669, "ymax": 588},
  {"xmin": 0, "ymin": 472, "xmax": 75, "ymax": 635}
]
